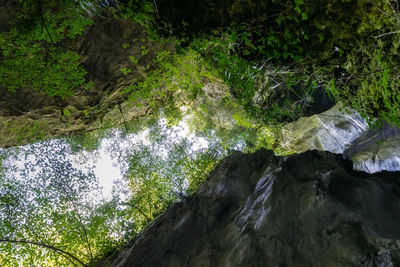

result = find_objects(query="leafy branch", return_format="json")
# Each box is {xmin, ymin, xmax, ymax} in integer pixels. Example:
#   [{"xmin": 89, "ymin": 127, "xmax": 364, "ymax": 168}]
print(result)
[
  {"xmin": 0, "ymin": 238, "xmax": 86, "ymax": 266},
  {"xmin": 119, "ymin": 202, "xmax": 151, "ymax": 221},
  {"xmin": 55, "ymin": 181, "xmax": 94, "ymax": 262}
]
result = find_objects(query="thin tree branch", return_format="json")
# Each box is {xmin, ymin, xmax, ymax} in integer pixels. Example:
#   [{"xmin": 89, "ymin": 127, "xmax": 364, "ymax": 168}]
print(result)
[
  {"xmin": 152, "ymin": 0, "xmax": 160, "ymax": 19},
  {"xmin": 25, "ymin": 223, "xmax": 43, "ymax": 242},
  {"xmin": 371, "ymin": 30, "xmax": 400, "ymax": 38},
  {"xmin": 43, "ymin": 20, "xmax": 54, "ymax": 43},
  {"xmin": 52, "ymin": 249, "xmax": 80, "ymax": 267},
  {"xmin": 56, "ymin": 182, "xmax": 93, "ymax": 261},
  {"xmin": 37, "ymin": 0, "xmax": 54, "ymax": 43},
  {"xmin": 120, "ymin": 202, "xmax": 151, "ymax": 220},
  {"xmin": 356, "ymin": 63, "xmax": 400, "ymax": 75},
  {"xmin": 118, "ymin": 104, "xmax": 129, "ymax": 132},
  {"xmin": 0, "ymin": 238, "xmax": 86, "ymax": 266},
  {"xmin": 387, "ymin": 0, "xmax": 398, "ymax": 13},
  {"xmin": 368, "ymin": 0, "xmax": 400, "ymax": 20}
]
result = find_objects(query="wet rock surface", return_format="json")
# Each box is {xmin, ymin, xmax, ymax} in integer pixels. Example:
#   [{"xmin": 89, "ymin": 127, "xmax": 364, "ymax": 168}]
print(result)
[
  {"xmin": 344, "ymin": 125, "xmax": 400, "ymax": 173},
  {"xmin": 110, "ymin": 149, "xmax": 400, "ymax": 267},
  {"xmin": 277, "ymin": 104, "xmax": 400, "ymax": 173},
  {"xmin": 278, "ymin": 104, "xmax": 368, "ymax": 154}
]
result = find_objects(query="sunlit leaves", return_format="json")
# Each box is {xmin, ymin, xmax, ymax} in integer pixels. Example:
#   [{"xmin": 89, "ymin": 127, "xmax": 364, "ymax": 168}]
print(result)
[
  {"xmin": 0, "ymin": 0, "xmax": 93, "ymax": 98},
  {"xmin": 0, "ymin": 116, "xmax": 230, "ymax": 266},
  {"xmin": 0, "ymin": 30, "xmax": 89, "ymax": 98},
  {"xmin": 0, "ymin": 140, "xmax": 102, "ymax": 266},
  {"xmin": 122, "ymin": 121, "xmax": 222, "ymax": 234},
  {"xmin": 123, "ymin": 49, "xmax": 217, "ymax": 120}
]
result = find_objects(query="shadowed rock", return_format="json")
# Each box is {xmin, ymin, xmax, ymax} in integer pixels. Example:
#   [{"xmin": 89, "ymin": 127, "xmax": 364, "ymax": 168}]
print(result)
[{"xmin": 110, "ymin": 149, "xmax": 400, "ymax": 267}]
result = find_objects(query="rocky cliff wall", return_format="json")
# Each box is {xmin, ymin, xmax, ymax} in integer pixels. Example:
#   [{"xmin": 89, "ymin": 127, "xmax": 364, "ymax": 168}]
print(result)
[
  {"xmin": 110, "ymin": 149, "xmax": 400, "ymax": 267},
  {"xmin": 0, "ymin": 16, "xmax": 172, "ymax": 148}
]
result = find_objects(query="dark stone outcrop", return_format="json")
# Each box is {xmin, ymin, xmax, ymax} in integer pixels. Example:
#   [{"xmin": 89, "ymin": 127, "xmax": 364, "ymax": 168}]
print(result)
[
  {"xmin": 111, "ymin": 149, "xmax": 400, "ymax": 266},
  {"xmin": 0, "ymin": 0, "xmax": 18, "ymax": 32},
  {"xmin": 304, "ymin": 85, "xmax": 336, "ymax": 116}
]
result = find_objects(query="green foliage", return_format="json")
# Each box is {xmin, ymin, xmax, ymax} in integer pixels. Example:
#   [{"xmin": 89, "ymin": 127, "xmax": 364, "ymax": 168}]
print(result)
[
  {"xmin": 67, "ymin": 130, "xmax": 108, "ymax": 153},
  {"xmin": 331, "ymin": 45, "xmax": 400, "ymax": 126},
  {"xmin": 0, "ymin": 141, "xmax": 105, "ymax": 266},
  {"xmin": 188, "ymin": 31, "xmax": 310, "ymax": 123},
  {"xmin": 122, "ymin": 122, "xmax": 221, "ymax": 234},
  {"xmin": 63, "ymin": 109, "xmax": 71, "ymax": 117},
  {"xmin": 0, "ymin": 32, "xmax": 89, "ymax": 98},
  {"xmin": 129, "ymin": 55, "xmax": 139, "ymax": 64},
  {"xmin": 0, "ymin": 0, "xmax": 93, "ymax": 98},
  {"xmin": 120, "ymin": 67, "xmax": 132, "ymax": 75},
  {"xmin": 271, "ymin": 1, "xmax": 400, "ymax": 126},
  {"xmin": 140, "ymin": 45, "xmax": 149, "ymax": 55},
  {"xmin": 114, "ymin": 0, "xmax": 155, "ymax": 27},
  {"xmin": 123, "ymin": 48, "xmax": 216, "ymax": 118},
  {"xmin": 272, "ymin": 0, "xmax": 400, "ymax": 126},
  {"xmin": 153, "ymin": 0, "xmax": 400, "ymax": 126},
  {"xmin": 184, "ymin": 152, "xmax": 217, "ymax": 195},
  {"xmin": 232, "ymin": 110, "xmax": 257, "ymax": 129},
  {"xmin": 0, "ymin": 138, "xmax": 147, "ymax": 266},
  {"xmin": 8, "ymin": 120, "xmax": 47, "ymax": 144},
  {"xmin": 16, "ymin": 0, "xmax": 93, "ymax": 42},
  {"xmin": 189, "ymin": 33, "xmax": 260, "ymax": 114},
  {"xmin": 4, "ymin": 1, "xmax": 400, "ymax": 265}
]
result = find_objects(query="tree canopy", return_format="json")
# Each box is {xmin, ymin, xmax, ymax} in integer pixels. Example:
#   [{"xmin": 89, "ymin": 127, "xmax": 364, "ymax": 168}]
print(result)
[{"xmin": 0, "ymin": 117, "xmax": 231, "ymax": 266}]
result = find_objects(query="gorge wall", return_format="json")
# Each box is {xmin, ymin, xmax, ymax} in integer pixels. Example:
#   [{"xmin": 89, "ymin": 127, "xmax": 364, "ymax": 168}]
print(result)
[
  {"xmin": 109, "ymin": 149, "xmax": 400, "ymax": 267},
  {"xmin": 0, "ymin": 15, "xmax": 172, "ymax": 148}
]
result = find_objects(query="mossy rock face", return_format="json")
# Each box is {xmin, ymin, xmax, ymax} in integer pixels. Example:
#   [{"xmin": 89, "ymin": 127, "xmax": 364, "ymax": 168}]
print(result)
[
  {"xmin": 0, "ymin": 17, "xmax": 172, "ymax": 148},
  {"xmin": 153, "ymin": 0, "xmax": 400, "ymax": 127}
]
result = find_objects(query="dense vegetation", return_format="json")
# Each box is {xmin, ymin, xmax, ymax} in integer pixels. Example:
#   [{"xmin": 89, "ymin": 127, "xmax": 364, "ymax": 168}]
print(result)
[
  {"xmin": 115, "ymin": 0, "xmax": 400, "ymax": 127},
  {"xmin": 3, "ymin": 0, "xmax": 400, "ymax": 124},
  {"xmin": 0, "ymin": 0, "xmax": 93, "ymax": 98},
  {"xmin": 1, "ymin": 0, "xmax": 400, "ymax": 266}
]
